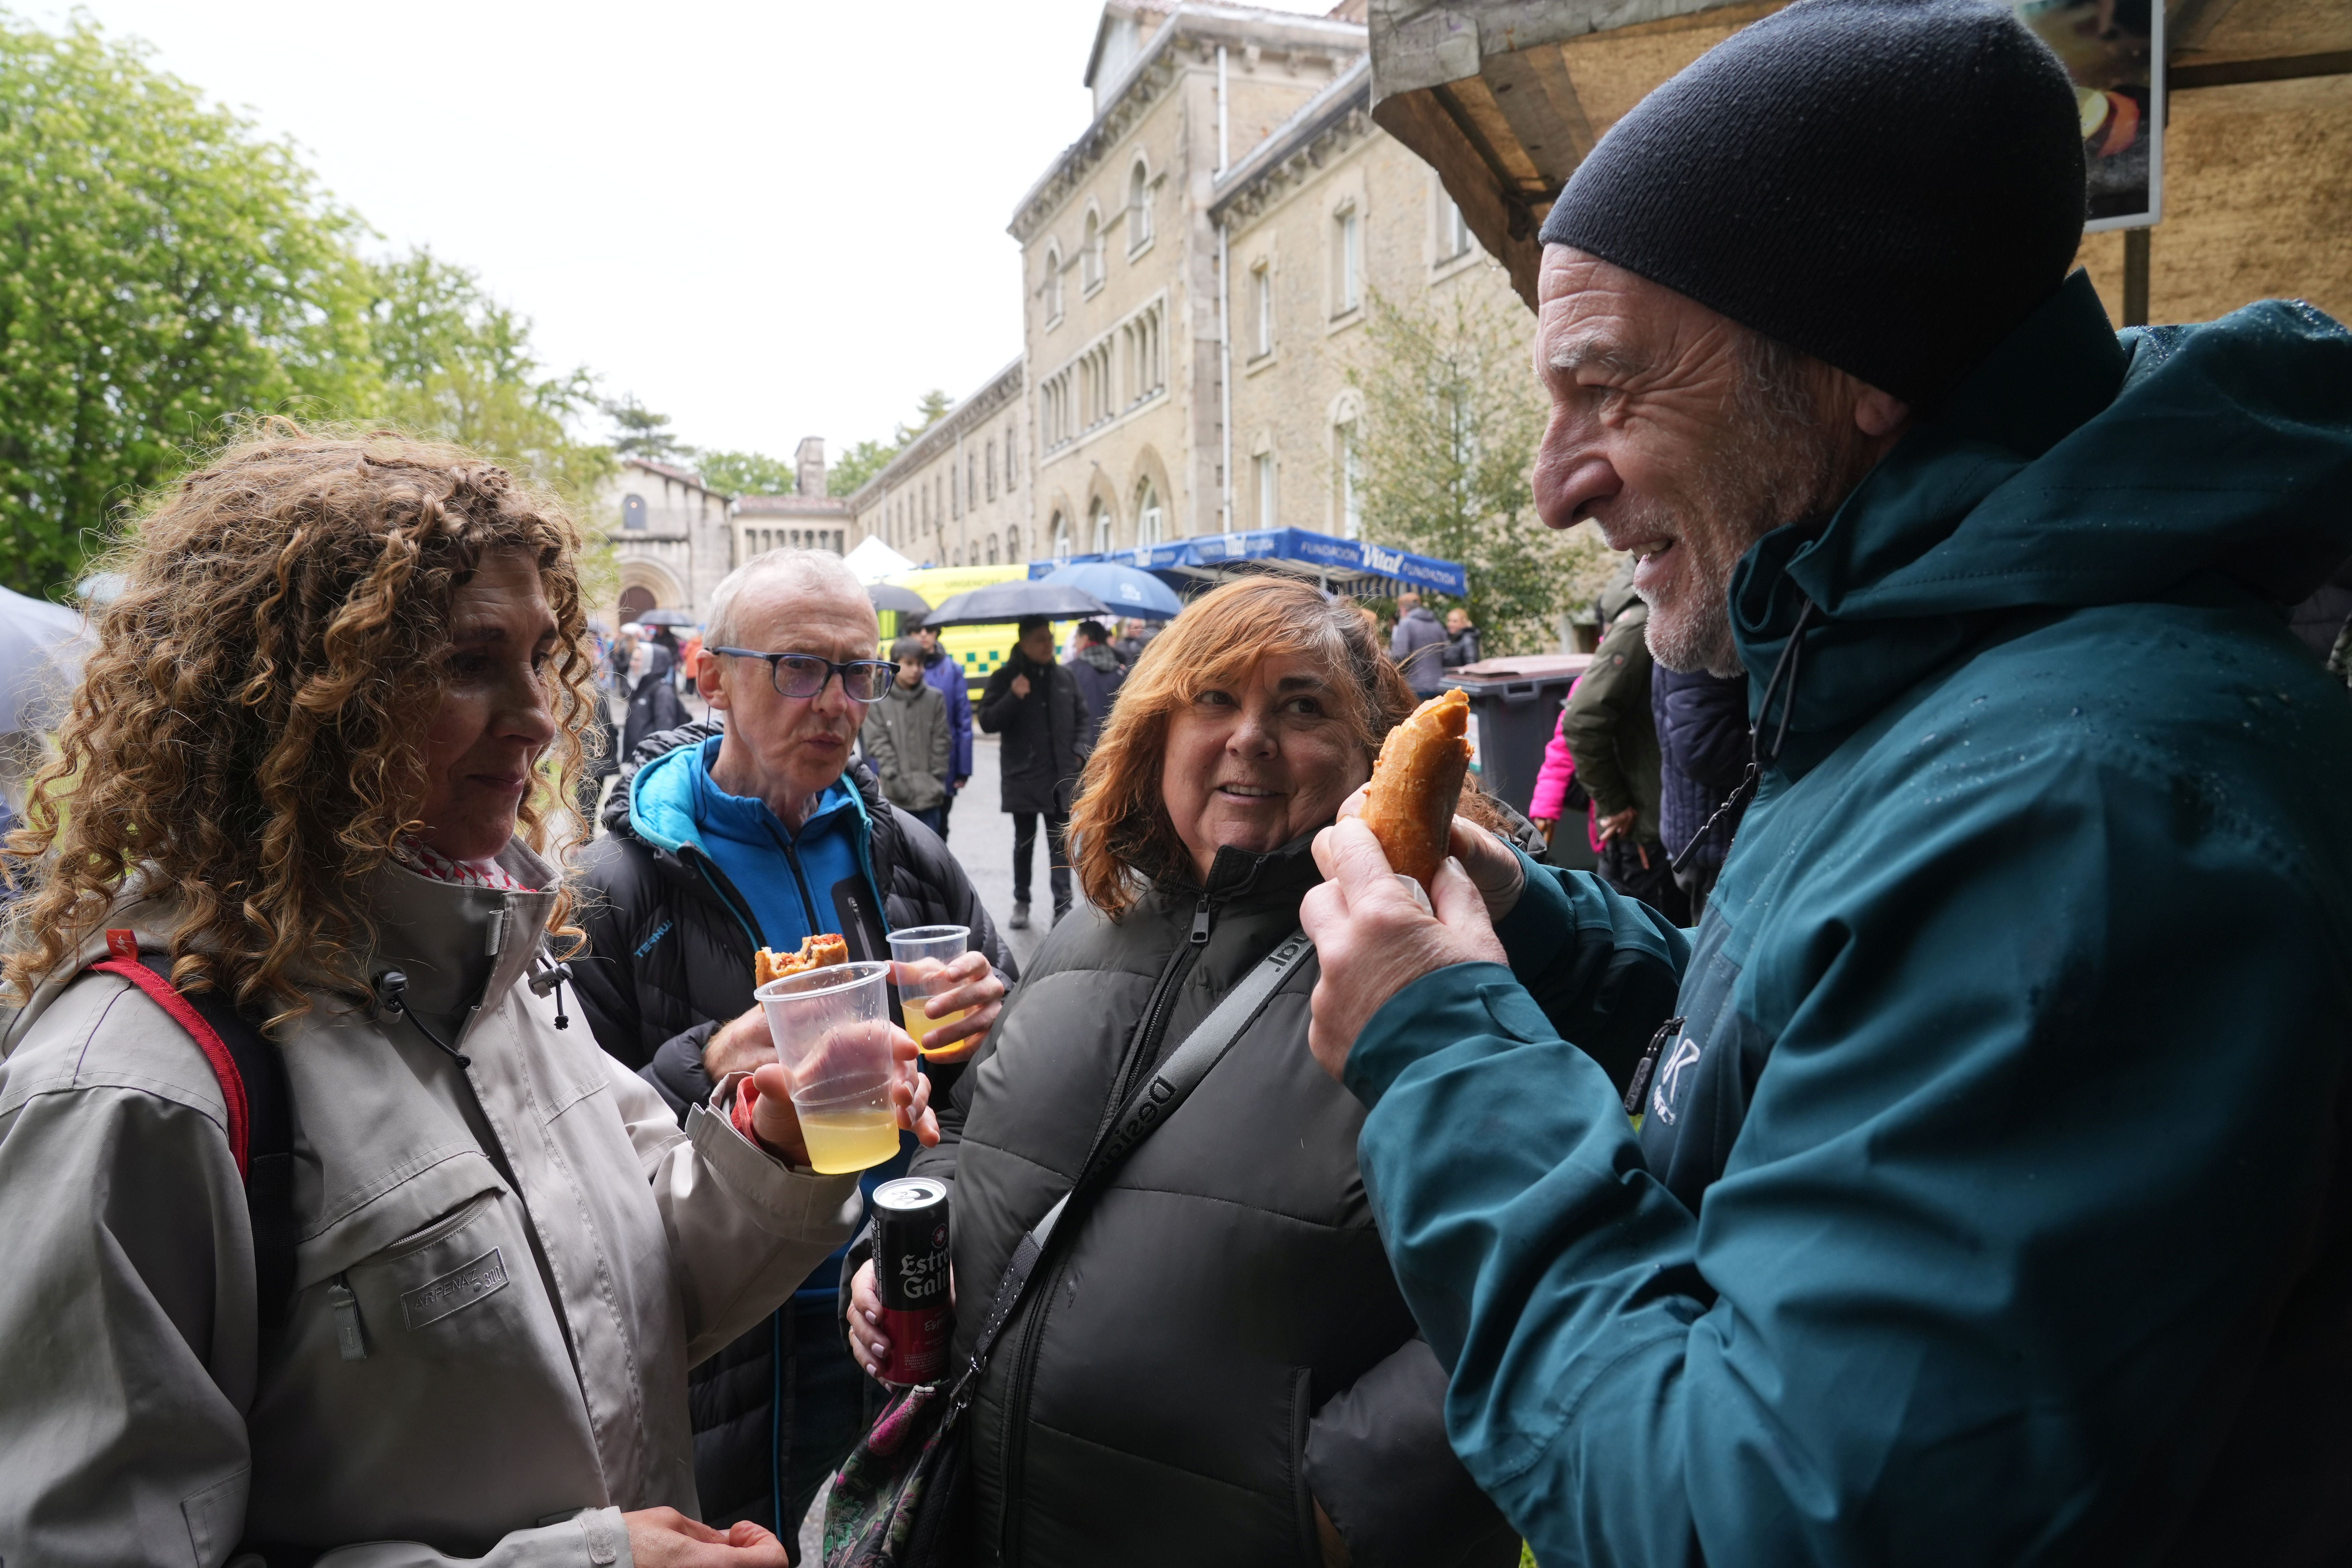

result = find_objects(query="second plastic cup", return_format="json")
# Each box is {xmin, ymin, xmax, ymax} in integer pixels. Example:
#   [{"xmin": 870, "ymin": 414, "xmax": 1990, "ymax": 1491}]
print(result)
[
  {"xmin": 755, "ymin": 960, "xmax": 900, "ymax": 1174},
  {"xmin": 889, "ymin": 924, "xmax": 973, "ymax": 1060}
]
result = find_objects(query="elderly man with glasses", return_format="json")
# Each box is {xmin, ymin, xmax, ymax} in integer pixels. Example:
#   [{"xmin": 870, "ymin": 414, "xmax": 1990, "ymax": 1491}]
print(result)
[{"xmin": 573, "ymin": 547, "xmax": 1013, "ymax": 1556}]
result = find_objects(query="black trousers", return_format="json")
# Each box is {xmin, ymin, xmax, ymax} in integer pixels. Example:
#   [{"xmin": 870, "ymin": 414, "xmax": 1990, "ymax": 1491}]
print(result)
[{"xmin": 1012, "ymin": 810, "xmax": 1071, "ymax": 910}]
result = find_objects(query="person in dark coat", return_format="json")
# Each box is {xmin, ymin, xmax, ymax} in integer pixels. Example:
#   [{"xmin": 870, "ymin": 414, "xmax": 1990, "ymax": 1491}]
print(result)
[
  {"xmin": 620, "ymin": 631, "xmax": 686, "ymax": 762},
  {"xmin": 1062, "ymin": 619, "xmax": 1126, "ymax": 753},
  {"xmin": 573, "ymin": 552, "xmax": 1016, "ymax": 1557},
  {"xmin": 1441, "ymin": 605, "xmax": 1483, "ymax": 667},
  {"xmin": 913, "ymin": 620, "xmax": 974, "ymax": 839},
  {"xmin": 977, "ymin": 615, "xmax": 1088, "ymax": 929},
  {"xmin": 841, "ymin": 578, "xmax": 1518, "ymax": 1568},
  {"xmin": 1651, "ymin": 664, "xmax": 1749, "ymax": 920},
  {"xmin": 1386, "ymin": 590, "xmax": 1448, "ymax": 697}
]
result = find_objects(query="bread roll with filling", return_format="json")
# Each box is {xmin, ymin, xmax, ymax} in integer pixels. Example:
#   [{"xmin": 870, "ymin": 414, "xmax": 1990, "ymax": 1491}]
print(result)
[{"xmin": 1361, "ymin": 689, "xmax": 1472, "ymax": 890}]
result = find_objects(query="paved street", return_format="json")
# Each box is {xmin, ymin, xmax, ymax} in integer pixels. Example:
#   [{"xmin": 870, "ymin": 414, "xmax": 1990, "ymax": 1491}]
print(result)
[{"xmin": 940, "ymin": 731, "xmax": 1065, "ymax": 976}]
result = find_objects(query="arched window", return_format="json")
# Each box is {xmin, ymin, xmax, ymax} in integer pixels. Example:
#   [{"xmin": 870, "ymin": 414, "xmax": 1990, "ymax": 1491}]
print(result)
[
  {"xmin": 1135, "ymin": 477, "xmax": 1164, "ymax": 548},
  {"xmin": 1045, "ymin": 245, "xmax": 1065, "ymax": 325},
  {"xmin": 1007, "ymin": 525, "xmax": 1021, "ymax": 561},
  {"xmin": 987, "ymin": 534, "xmax": 1002, "ymax": 565},
  {"xmin": 1003, "ymin": 423, "xmax": 1017, "ymax": 483},
  {"xmin": 1127, "ymin": 159, "xmax": 1153, "ymax": 253},
  {"xmin": 1333, "ymin": 406, "xmax": 1363, "ymax": 538},
  {"xmin": 1082, "ymin": 208, "xmax": 1104, "ymax": 293},
  {"xmin": 1050, "ymin": 510, "xmax": 1072, "ymax": 560},
  {"xmin": 1333, "ymin": 200, "xmax": 1363, "ymax": 316},
  {"xmin": 1089, "ymin": 495, "xmax": 1114, "ymax": 554},
  {"xmin": 622, "ymin": 493, "xmax": 648, "ymax": 530}
]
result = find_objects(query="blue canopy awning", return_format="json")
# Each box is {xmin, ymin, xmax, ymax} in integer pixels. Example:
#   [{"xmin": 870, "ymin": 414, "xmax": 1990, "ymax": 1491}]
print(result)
[{"xmin": 1027, "ymin": 527, "xmax": 1468, "ymax": 598}]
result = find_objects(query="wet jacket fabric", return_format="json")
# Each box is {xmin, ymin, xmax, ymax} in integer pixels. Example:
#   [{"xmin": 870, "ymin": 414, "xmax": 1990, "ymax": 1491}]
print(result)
[
  {"xmin": 919, "ymin": 646, "xmax": 974, "ymax": 786},
  {"xmin": 1389, "ymin": 605, "xmax": 1449, "ymax": 695},
  {"xmin": 622, "ymin": 650, "xmax": 687, "ymax": 763},
  {"xmin": 1443, "ymin": 623, "xmax": 1483, "ymax": 667},
  {"xmin": 0, "ymin": 845, "xmax": 859, "ymax": 1565},
  {"xmin": 862, "ymin": 681, "xmax": 952, "ymax": 813},
  {"xmin": 1062, "ymin": 644, "xmax": 1125, "ymax": 754},
  {"xmin": 1650, "ymin": 665, "xmax": 1750, "ymax": 870},
  {"xmin": 1557, "ymin": 601, "xmax": 1662, "ymax": 841},
  {"xmin": 977, "ymin": 653, "xmax": 1087, "ymax": 815},
  {"xmin": 1344, "ymin": 276, "xmax": 2352, "ymax": 1566},
  {"xmin": 910, "ymin": 835, "xmax": 1517, "ymax": 1568},
  {"xmin": 572, "ymin": 722, "xmax": 1013, "ymax": 1530}
]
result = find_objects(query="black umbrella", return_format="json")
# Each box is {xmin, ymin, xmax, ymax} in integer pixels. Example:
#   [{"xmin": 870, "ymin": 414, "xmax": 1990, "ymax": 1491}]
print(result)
[
  {"xmin": 918, "ymin": 581, "xmax": 1112, "ymax": 628},
  {"xmin": 868, "ymin": 583, "xmax": 932, "ymax": 616},
  {"xmin": 633, "ymin": 607, "xmax": 697, "ymax": 627}
]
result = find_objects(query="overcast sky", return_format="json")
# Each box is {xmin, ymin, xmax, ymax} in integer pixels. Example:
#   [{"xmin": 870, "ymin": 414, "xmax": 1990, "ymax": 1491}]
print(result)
[{"xmin": 30, "ymin": 0, "xmax": 1331, "ymax": 467}]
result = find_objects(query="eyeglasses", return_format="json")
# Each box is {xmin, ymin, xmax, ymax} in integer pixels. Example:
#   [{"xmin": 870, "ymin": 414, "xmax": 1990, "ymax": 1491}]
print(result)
[{"xmin": 713, "ymin": 648, "xmax": 896, "ymax": 702}]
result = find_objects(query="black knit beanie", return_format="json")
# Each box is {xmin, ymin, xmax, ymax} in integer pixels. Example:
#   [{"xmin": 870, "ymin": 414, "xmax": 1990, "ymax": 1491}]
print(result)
[{"xmin": 1538, "ymin": 0, "xmax": 2086, "ymax": 409}]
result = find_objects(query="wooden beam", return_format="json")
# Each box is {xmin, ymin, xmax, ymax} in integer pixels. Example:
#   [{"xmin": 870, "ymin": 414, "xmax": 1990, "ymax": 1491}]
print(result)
[
  {"xmin": 2169, "ymin": 49, "xmax": 2352, "ymax": 87},
  {"xmin": 1370, "ymin": 88, "xmax": 1546, "ymax": 310}
]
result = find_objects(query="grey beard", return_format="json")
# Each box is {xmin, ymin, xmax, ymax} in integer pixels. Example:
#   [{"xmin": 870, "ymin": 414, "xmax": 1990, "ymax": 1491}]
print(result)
[{"xmin": 1641, "ymin": 408, "xmax": 1852, "ymax": 678}]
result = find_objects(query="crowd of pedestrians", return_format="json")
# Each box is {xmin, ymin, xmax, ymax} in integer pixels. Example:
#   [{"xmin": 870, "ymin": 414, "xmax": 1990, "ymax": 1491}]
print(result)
[{"xmin": 4, "ymin": 3, "xmax": 2352, "ymax": 1566}]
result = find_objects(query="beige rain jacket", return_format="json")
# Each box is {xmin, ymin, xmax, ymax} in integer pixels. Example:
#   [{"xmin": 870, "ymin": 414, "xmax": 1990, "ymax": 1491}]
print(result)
[{"xmin": 0, "ymin": 843, "xmax": 859, "ymax": 1566}]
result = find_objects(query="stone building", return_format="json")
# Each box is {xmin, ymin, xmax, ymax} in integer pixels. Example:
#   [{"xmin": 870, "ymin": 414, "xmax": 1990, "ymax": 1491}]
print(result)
[
  {"xmin": 847, "ymin": 360, "xmax": 1033, "ymax": 569},
  {"xmin": 601, "ymin": 457, "xmax": 733, "ymax": 624},
  {"xmin": 1212, "ymin": 51, "xmax": 1525, "ymax": 539},
  {"xmin": 1016, "ymin": 0, "xmax": 1367, "ymax": 555},
  {"xmin": 738, "ymin": 437, "xmax": 852, "ymax": 561}
]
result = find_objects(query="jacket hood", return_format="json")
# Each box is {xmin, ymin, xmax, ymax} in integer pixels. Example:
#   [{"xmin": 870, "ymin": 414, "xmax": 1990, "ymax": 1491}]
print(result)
[
  {"xmin": 602, "ymin": 719, "xmax": 887, "ymax": 855},
  {"xmin": 1731, "ymin": 271, "xmax": 2352, "ymax": 770},
  {"xmin": 1073, "ymin": 644, "xmax": 1123, "ymax": 674}
]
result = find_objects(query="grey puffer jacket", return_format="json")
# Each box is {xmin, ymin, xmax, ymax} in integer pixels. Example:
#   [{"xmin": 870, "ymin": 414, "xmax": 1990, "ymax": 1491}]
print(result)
[{"xmin": 906, "ymin": 834, "xmax": 1517, "ymax": 1568}]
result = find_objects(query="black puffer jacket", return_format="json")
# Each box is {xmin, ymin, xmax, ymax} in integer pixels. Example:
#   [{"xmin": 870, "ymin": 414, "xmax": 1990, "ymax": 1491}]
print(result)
[
  {"xmin": 573, "ymin": 720, "xmax": 1015, "ymax": 1112},
  {"xmin": 571, "ymin": 720, "xmax": 1016, "ymax": 1531},
  {"xmin": 976, "ymin": 652, "xmax": 1087, "ymax": 815},
  {"xmin": 904, "ymin": 835, "xmax": 1516, "ymax": 1568}
]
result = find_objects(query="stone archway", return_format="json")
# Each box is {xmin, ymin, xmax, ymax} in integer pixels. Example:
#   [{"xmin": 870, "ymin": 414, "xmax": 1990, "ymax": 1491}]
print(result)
[{"xmin": 619, "ymin": 585, "xmax": 657, "ymax": 622}]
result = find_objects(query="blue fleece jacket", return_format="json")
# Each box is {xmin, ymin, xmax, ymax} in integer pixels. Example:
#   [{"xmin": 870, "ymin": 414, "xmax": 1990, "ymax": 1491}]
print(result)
[{"xmin": 1347, "ymin": 275, "xmax": 2352, "ymax": 1566}]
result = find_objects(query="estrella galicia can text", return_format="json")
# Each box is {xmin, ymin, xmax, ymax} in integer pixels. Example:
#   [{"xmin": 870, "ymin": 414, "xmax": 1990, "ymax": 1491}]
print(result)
[{"xmin": 872, "ymin": 1176, "xmax": 952, "ymax": 1385}]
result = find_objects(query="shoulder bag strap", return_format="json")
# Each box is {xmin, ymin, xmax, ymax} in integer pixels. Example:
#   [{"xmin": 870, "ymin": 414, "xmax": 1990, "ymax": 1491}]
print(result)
[{"xmin": 945, "ymin": 927, "xmax": 1314, "ymax": 1414}]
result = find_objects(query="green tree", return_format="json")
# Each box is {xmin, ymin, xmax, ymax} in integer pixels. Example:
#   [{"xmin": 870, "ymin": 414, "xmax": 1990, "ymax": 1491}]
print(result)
[
  {"xmin": 1348, "ymin": 291, "xmax": 1611, "ymax": 655},
  {"xmin": 0, "ymin": 16, "xmax": 376, "ymax": 596},
  {"xmin": 364, "ymin": 250, "xmax": 613, "ymax": 509},
  {"xmin": 694, "ymin": 449, "xmax": 800, "ymax": 496},
  {"xmin": 601, "ymin": 393, "xmax": 688, "ymax": 464},
  {"xmin": 825, "ymin": 389, "xmax": 954, "ymax": 498}
]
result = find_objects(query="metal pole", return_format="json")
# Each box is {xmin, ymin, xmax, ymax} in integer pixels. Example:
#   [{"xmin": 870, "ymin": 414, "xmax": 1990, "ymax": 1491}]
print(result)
[{"xmin": 2123, "ymin": 227, "xmax": 2151, "ymax": 327}]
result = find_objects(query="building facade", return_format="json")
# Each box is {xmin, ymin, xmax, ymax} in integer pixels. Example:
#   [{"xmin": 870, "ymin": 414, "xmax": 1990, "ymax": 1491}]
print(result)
[
  {"xmin": 1212, "ymin": 54, "xmax": 1526, "ymax": 540},
  {"xmin": 738, "ymin": 437, "xmax": 852, "ymax": 561},
  {"xmin": 847, "ymin": 360, "xmax": 1033, "ymax": 570},
  {"xmin": 600, "ymin": 457, "xmax": 735, "ymax": 625},
  {"xmin": 1018, "ymin": 0, "xmax": 1367, "ymax": 557},
  {"xmin": 842, "ymin": 0, "xmax": 1526, "ymax": 574}
]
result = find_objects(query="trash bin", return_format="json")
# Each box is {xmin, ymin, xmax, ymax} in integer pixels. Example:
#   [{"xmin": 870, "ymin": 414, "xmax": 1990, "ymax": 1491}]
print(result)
[{"xmin": 1445, "ymin": 653, "xmax": 1592, "ymax": 822}]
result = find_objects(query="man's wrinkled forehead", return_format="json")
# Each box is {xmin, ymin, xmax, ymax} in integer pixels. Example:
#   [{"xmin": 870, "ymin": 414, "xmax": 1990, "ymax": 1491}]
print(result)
[
  {"xmin": 1535, "ymin": 245, "xmax": 1732, "ymax": 379},
  {"xmin": 735, "ymin": 578, "xmax": 876, "ymax": 656}
]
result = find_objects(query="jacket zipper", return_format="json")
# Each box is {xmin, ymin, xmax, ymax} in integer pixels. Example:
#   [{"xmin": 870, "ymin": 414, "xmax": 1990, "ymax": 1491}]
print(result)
[{"xmin": 998, "ymin": 890, "xmax": 1220, "ymax": 1564}]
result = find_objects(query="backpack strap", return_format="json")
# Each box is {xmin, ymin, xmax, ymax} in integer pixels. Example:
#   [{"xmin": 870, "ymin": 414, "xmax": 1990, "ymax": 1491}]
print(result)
[{"xmin": 90, "ymin": 935, "xmax": 297, "ymax": 1332}]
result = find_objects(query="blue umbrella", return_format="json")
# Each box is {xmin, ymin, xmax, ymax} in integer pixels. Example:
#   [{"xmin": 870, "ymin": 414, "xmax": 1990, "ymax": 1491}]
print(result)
[{"xmin": 1038, "ymin": 562, "xmax": 1183, "ymax": 620}]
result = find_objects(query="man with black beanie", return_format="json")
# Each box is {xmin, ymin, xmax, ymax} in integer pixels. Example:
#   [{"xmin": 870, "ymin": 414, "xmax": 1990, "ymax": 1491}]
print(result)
[{"xmin": 1297, "ymin": 2, "xmax": 2352, "ymax": 1563}]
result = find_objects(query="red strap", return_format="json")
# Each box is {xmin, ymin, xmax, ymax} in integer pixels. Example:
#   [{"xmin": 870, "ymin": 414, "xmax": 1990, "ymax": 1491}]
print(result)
[{"xmin": 92, "ymin": 958, "xmax": 250, "ymax": 1181}]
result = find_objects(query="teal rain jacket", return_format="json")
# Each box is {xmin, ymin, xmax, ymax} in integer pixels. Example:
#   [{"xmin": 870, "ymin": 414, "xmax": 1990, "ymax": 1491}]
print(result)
[{"xmin": 1346, "ymin": 273, "xmax": 2352, "ymax": 1567}]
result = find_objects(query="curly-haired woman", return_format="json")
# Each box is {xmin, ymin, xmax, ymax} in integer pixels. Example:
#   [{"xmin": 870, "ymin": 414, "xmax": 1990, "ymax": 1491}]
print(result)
[
  {"xmin": 842, "ymin": 577, "xmax": 1525, "ymax": 1568},
  {"xmin": 0, "ymin": 428, "xmax": 932, "ymax": 1567}
]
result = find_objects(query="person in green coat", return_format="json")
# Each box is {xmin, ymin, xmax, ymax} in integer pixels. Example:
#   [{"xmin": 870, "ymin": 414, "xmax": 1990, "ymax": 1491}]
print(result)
[
  {"xmin": 1557, "ymin": 573, "xmax": 1678, "ymax": 921},
  {"xmin": 1296, "ymin": 3, "xmax": 2352, "ymax": 1564}
]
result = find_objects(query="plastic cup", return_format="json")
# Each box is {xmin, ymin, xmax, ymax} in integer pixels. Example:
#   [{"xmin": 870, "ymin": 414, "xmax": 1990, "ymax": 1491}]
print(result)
[
  {"xmin": 889, "ymin": 925, "xmax": 973, "ymax": 1060},
  {"xmin": 754, "ymin": 960, "xmax": 901, "ymax": 1174}
]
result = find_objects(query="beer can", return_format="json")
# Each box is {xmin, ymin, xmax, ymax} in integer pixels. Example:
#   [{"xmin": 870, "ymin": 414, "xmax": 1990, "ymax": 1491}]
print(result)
[{"xmin": 871, "ymin": 1176, "xmax": 952, "ymax": 1385}]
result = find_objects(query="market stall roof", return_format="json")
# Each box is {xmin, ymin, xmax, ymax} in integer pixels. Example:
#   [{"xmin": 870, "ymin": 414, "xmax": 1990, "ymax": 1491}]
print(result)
[
  {"xmin": 1368, "ymin": 0, "xmax": 2352, "ymax": 313},
  {"xmin": 1029, "ymin": 527, "xmax": 1469, "ymax": 598}
]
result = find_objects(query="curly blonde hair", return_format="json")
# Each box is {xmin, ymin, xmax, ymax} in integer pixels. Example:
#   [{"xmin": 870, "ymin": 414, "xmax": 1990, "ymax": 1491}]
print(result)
[
  {"xmin": 2, "ymin": 424, "xmax": 598, "ymax": 1024},
  {"xmin": 1067, "ymin": 576, "xmax": 1418, "ymax": 918}
]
